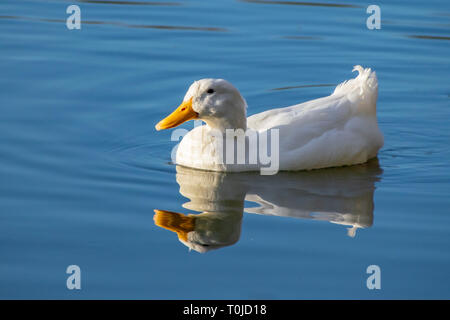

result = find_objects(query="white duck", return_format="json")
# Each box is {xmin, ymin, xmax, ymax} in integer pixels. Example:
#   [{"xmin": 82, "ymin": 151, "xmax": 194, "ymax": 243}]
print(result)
[{"xmin": 155, "ymin": 66, "xmax": 384, "ymax": 173}]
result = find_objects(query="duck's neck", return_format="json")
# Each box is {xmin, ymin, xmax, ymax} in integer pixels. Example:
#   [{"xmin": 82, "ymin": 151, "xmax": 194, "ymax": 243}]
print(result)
[
  {"xmin": 201, "ymin": 97, "xmax": 247, "ymax": 132},
  {"xmin": 203, "ymin": 116, "xmax": 247, "ymax": 132}
]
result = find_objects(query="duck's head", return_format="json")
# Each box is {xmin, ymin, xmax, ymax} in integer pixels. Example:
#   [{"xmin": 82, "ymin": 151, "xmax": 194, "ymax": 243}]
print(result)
[{"xmin": 155, "ymin": 79, "xmax": 247, "ymax": 131}]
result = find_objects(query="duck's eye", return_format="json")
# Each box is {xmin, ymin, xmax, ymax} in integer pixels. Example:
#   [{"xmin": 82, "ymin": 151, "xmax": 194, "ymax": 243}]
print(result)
[{"xmin": 207, "ymin": 88, "xmax": 215, "ymax": 94}]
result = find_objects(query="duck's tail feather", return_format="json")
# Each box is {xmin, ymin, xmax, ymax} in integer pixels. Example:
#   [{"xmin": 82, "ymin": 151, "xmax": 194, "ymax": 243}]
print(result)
[{"xmin": 333, "ymin": 65, "xmax": 378, "ymax": 114}]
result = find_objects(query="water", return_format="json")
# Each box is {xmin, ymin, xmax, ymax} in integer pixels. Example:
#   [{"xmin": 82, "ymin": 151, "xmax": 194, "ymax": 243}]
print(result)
[{"xmin": 1, "ymin": 0, "xmax": 449, "ymax": 299}]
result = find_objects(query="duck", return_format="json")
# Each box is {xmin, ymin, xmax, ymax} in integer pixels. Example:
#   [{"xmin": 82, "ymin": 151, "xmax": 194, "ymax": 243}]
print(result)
[{"xmin": 155, "ymin": 66, "xmax": 384, "ymax": 174}]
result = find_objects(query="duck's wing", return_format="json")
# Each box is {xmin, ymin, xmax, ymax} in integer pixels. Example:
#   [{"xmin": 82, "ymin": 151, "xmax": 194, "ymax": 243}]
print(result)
[
  {"xmin": 247, "ymin": 66, "xmax": 383, "ymax": 170},
  {"xmin": 248, "ymin": 66, "xmax": 378, "ymax": 132}
]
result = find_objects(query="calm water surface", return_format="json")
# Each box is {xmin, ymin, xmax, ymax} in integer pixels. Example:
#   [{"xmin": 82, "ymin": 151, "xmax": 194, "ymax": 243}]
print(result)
[{"xmin": 1, "ymin": 0, "xmax": 449, "ymax": 299}]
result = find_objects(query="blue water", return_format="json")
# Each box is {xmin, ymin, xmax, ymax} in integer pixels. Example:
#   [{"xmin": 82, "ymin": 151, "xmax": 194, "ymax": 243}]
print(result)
[{"xmin": 1, "ymin": 0, "xmax": 449, "ymax": 299}]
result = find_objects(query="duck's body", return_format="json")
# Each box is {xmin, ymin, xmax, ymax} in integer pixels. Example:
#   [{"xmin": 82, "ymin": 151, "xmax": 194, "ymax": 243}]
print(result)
[{"xmin": 156, "ymin": 66, "xmax": 384, "ymax": 173}]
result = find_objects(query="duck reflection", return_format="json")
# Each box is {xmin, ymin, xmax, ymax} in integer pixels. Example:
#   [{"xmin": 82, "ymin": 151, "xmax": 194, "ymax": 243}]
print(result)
[{"xmin": 154, "ymin": 159, "xmax": 382, "ymax": 253}]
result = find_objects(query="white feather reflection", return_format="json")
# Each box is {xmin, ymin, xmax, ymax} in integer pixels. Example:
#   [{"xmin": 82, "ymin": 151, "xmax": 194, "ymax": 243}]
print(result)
[{"xmin": 154, "ymin": 159, "xmax": 382, "ymax": 252}]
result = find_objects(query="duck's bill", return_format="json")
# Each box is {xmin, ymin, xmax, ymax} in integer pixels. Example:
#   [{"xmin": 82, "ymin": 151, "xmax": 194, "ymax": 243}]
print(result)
[{"xmin": 155, "ymin": 97, "xmax": 198, "ymax": 130}]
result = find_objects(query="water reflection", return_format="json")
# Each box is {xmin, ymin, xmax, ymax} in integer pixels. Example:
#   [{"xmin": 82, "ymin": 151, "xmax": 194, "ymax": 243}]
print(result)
[{"xmin": 154, "ymin": 159, "xmax": 382, "ymax": 253}]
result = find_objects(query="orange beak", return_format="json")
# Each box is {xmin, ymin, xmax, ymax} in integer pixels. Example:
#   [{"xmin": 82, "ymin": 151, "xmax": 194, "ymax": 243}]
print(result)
[{"xmin": 155, "ymin": 97, "xmax": 198, "ymax": 131}]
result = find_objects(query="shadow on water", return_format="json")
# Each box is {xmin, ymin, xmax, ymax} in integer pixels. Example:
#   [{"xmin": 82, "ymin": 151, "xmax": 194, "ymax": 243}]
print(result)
[
  {"xmin": 239, "ymin": 0, "xmax": 361, "ymax": 8},
  {"xmin": 271, "ymin": 83, "xmax": 336, "ymax": 91},
  {"xmin": 0, "ymin": 15, "xmax": 227, "ymax": 32},
  {"xmin": 406, "ymin": 35, "xmax": 450, "ymax": 41},
  {"xmin": 281, "ymin": 35, "xmax": 323, "ymax": 40},
  {"xmin": 154, "ymin": 158, "xmax": 383, "ymax": 253},
  {"xmin": 74, "ymin": 0, "xmax": 181, "ymax": 5}
]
